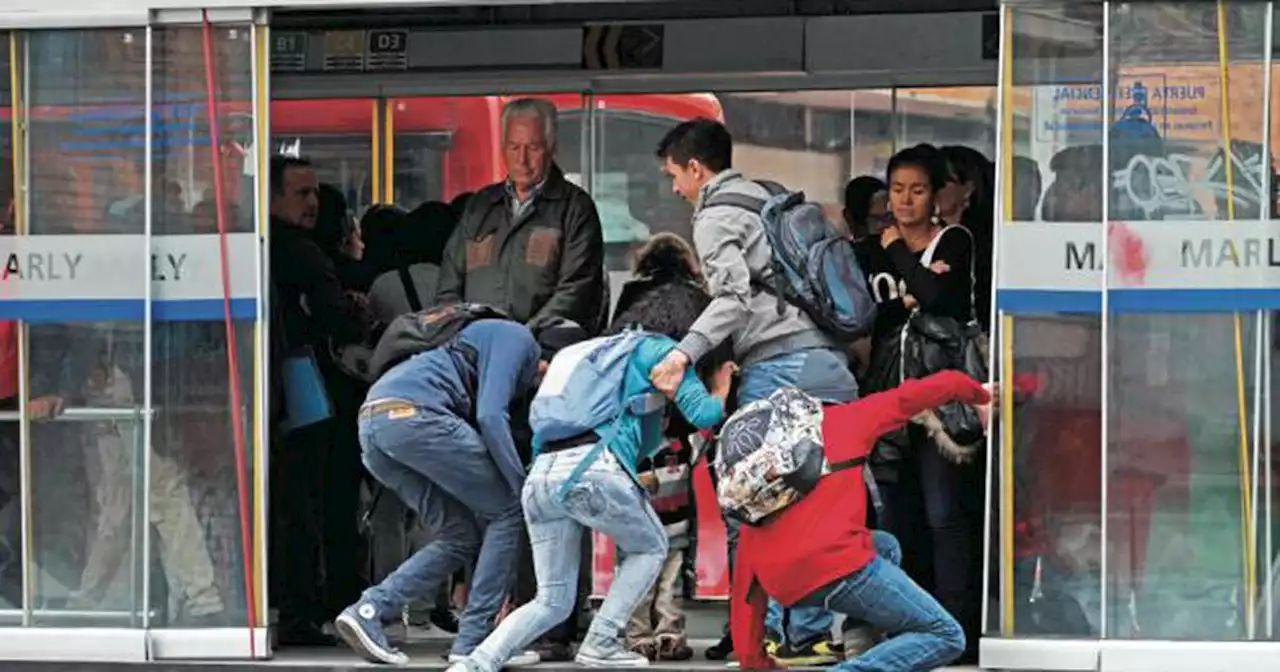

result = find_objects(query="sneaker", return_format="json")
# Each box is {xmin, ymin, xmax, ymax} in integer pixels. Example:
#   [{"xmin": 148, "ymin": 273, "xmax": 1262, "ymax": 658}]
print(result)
[
  {"xmin": 841, "ymin": 625, "xmax": 876, "ymax": 659},
  {"xmin": 656, "ymin": 636, "xmax": 693, "ymax": 662},
  {"xmin": 576, "ymin": 638, "xmax": 650, "ymax": 667},
  {"xmin": 447, "ymin": 651, "xmax": 540, "ymax": 668},
  {"xmin": 705, "ymin": 632, "xmax": 734, "ymax": 661},
  {"xmin": 772, "ymin": 637, "xmax": 842, "ymax": 667},
  {"xmin": 430, "ymin": 605, "xmax": 460, "ymax": 634},
  {"xmin": 334, "ymin": 603, "xmax": 410, "ymax": 665}
]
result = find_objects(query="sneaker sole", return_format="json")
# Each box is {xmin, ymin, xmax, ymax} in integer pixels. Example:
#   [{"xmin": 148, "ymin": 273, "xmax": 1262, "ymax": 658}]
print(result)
[
  {"xmin": 773, "ymin": 655, "xmax": 839, "ymax": 668},
  {"xmin": 334, "ymin": 613, "xmax": 409, "ymax": 666},
  {"xmin": 449, "ymin": 652, "xmax": 540, "ymax": 668},
  {"xmin": 574, "ymin": 653, "xmax": 650, "ymax": 668}
]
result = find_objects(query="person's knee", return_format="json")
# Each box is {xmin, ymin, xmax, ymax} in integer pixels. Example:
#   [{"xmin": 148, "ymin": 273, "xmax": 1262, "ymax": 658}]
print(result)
[
  {"xmin": 932, "ymin": 612, "xmax": 966, "ymax": 663},
  {"xmin": 871, "ymin": 530, "xmax": 902, "ymax": 567},
  {"xmin": 535, "ymin": 581, "xmax": 578, "ymax": 625}
]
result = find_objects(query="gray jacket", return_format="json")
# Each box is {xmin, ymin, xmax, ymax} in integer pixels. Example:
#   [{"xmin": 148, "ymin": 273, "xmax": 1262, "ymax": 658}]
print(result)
[{"xmin": 676, "ymin": 170, "xmax": 836, "ymax": 367}]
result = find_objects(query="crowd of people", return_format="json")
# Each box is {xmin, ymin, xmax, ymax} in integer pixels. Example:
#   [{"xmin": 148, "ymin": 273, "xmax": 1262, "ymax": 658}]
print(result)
[{"xmin": 267, "ymin": 96, "xmax": 999, "ymax": 672}]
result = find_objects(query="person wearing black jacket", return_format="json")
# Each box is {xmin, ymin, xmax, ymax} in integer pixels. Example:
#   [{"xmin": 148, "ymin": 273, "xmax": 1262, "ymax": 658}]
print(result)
[
  {"xmin": 270, "ymin": 155, "xmax": 373, "ymax": 646},
  {"xmin": 854, "ymin": 144, "xmax": 982, "ymax": 663}
]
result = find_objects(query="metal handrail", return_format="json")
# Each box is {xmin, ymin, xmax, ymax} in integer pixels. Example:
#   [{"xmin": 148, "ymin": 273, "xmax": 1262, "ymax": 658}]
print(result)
[{"xmin": 0, "ymin": 408, "xmax": 146, "ymax": 423}]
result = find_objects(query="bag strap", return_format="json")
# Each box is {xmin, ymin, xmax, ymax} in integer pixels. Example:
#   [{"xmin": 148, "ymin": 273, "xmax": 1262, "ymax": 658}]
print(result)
[
  {"xmin": 398, "ymin": 265, "xmax": 424, "ymax": 313},
  {"xmin": 828, "ymin": 455, "xmax": 868, "ymax": 472},
  {"xmin": 917, "ymin": 224, "xmax": 980, "ymax": 326}
]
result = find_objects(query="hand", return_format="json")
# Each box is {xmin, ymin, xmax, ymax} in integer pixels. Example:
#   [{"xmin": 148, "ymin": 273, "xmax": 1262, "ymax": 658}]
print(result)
[
  {"xmin": 711, "ymin": 361, "xmax": 737, "ymax": 400},
  {"xmin": 928, "ymin": 260, "xmax": 951, "ymax": 274},
  {"xmin": 28, "ymin": 395, "xmax": 64, "ymax": 421},
  {"xmin": 650, "ymin": 350, "xmax": 691, "ymax": 397},
  {"xmin": 902, "ymin": 294, "xmax": 918, "ymax": 310},
  {"xmin": 976, "ymin": 401, "xmax": 992, "ymax": 432},
  {"xmin": 879, "ymin": 223, "xmax": 902, "ymax": 248}
]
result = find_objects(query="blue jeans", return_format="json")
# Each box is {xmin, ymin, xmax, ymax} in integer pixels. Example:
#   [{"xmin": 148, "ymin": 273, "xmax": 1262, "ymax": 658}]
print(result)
[
  {"xmin": 470, "ymin": 446, "xmax": 667, "ymax": 672},
  {"xmin": 795, "ymin": 531, "xmax": 964, "ymax": 672},
  {"xmin": 356, "ymin": 406, "xmax": 524, "ymax": 656},
  {"xmin": 736, "ymin": 348, "xmax": 858, "ymax": 645}
]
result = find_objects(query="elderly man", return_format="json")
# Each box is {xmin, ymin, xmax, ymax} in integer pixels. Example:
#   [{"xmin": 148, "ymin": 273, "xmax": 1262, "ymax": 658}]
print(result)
[
  {"xmin": 434, "ymin": 97, "xmax": 607, "ymax": 662},
  {"xmin": 435, "ymin": 97, "xmax": 607, "ymax": 335}
]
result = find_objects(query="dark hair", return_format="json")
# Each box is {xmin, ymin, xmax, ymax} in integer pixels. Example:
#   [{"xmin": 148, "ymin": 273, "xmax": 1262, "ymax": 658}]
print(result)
[
  {"xmin": 844, "ymin": 176, "xmax": 887, "ymax": 222},
  {"xmin": 449, "ymin": 192, "xmax": 474, "ymax": 221},
  {"xmin": 537, "ymin": 324, "xmax": 590, "ymax": 361},
  {"xmin": 609, "ymin": 281, "xmax": 733, "ymax": 379},
  {"xmin": 360, "ymin": 204, "xmax": 409, "ymax": 275},
  {"xmin": 270, "ymin": 155, "xmax": 312, "ymax": 196},
  {"xmin": 403, "ymin": 201, "xmax": 460, "ymax": 266},
  {"xmin": 655, "ymin": 118, "xmax": 732, "ymax": 173},
  {"xmin": 314, "ymin": 183, "xmax": 353, "ymax": 258},
  {"xmin": 631, "ymin": 232, "xmax": 702, "ymax": 285},
  {"xmin": 886, "ymin": 143, "xmax": 947, "ymax": 193}
]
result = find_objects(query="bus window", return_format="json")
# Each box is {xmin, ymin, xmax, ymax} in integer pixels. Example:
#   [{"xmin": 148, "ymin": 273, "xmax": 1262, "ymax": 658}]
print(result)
[
  {"xmin": 269, "ymin": 133, "xmax": 373, "ymax": 214},
  {"xmin": 392, "ymin": 132, "xmax": 450, "ymax": 209},
  {"xmin": 580, "ymin": 109, "xmax": 693, "ymax": 273}
]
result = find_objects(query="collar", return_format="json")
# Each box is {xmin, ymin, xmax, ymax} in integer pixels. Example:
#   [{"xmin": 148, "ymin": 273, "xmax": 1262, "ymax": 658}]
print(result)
[
  {"xmin": 488, "ymin": 163, "xmax": 571, "ymax": 204},
  {"xmin": 694, "ymin": 169, "xmax": 743, "ymax": 211}
]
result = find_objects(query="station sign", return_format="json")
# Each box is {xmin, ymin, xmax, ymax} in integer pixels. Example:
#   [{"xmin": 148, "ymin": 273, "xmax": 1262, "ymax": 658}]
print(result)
[
  {"xmin": 0, "ymin": 233, "xmax": 258, "ymax": 322},
  {"xmin": 998, "ymin": 219, "xmax": 1280, "ymax": 314}
]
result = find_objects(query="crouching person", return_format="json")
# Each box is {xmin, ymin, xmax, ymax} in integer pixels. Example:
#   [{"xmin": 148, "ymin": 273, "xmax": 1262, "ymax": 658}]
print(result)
[
  {"xmin": 336, "ymin": 311, "xmax": 556, "ymax": 666},
  {"xmin": 453, "ymin": 296, "xmax": 736, "ymax": 672},
  {"xmin": 724, "ymin": 371, "xmax": 992, "ymax": 672}
]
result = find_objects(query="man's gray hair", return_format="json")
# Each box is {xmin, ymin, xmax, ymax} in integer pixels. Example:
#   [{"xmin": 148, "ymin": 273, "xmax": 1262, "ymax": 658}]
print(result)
[{"xmin": 501, "ymin": 97, "xmax": 558, "ymax": 150}]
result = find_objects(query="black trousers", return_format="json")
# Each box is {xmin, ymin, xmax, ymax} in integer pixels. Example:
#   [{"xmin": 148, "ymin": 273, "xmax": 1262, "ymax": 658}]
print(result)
[{"xmin": 269, "ymin": 420, "xmax": 330, "ymax": 630}]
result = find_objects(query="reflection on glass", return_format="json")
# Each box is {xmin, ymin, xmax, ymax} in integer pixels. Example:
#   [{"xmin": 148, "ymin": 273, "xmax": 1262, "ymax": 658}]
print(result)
[
  {"xmin": 28, "ymin": 322, "xmax": 145, "ymax": 626},
  {"xmin": 23, "ymin": 29, "xmax": 147, "ymax": 627},
  {"xmin": 1107, "ymin": 2, "xmax": 1268, "ymax": 640},
  {"xmin": 150, "ymin": 24, "xmax": 256, "ymax": 629},
  {"xmin": 996, "ymin": 3, "xmax": 1105, "ymax": 639}
]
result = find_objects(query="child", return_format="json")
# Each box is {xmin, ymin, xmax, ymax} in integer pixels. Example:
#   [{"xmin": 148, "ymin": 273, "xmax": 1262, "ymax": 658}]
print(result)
[{"xmin": 624, "ymin": 431, "xmax": 702, "ymax": 661}]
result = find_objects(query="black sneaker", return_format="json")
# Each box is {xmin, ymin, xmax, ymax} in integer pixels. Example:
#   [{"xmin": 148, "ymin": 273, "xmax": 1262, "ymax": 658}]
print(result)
[
  {"xmin": 705, "ymin": 632, "xmax": 734, "ymax": 661},
  {"xmin": 773, "ymin": 637, "xmax": 842, "ymax": 667},
  {"xmin": 429, "ymin": 605, "xmax": 460, "ymax": 634}
]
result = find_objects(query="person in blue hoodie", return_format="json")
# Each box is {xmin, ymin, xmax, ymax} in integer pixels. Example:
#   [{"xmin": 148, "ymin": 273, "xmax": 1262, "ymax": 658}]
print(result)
[
  {"xmin": 335, "ymin": 318, "xmax": 586, "ymax": 666},
  {"xmin": 450, "ymin": 284, "xmax": 737, "ymax": 672}
]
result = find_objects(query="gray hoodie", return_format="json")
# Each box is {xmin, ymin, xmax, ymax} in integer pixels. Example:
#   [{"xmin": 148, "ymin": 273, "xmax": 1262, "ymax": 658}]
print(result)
[{"xmin": 676, "ymin": 170, "xmax": 837, "ymax": 367}]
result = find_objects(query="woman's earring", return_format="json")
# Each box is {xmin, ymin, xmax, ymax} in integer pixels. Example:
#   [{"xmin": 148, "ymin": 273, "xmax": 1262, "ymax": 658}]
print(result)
[{"xmin": 931, "ymin": 204, "xmax": 941, "ymax": 226}]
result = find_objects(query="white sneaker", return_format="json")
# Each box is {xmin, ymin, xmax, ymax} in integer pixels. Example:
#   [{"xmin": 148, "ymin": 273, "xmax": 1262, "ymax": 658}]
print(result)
[
  {"xmin": 576, "ymin": 640, "xmax": 650, "ymax": 668},
  {"xmin": 447, "ymin": 651, "xmax": 540, "ymax": 668}
]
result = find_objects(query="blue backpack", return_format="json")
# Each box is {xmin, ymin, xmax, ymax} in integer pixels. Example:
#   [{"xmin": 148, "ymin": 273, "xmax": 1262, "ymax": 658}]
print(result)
[
  {"xmin": 530, "ymin": 330, "xmax": 666, "ymax": 497},
  {"xmin": 707, "ymin": 181, "xmax": 877, "ymax": 341}
]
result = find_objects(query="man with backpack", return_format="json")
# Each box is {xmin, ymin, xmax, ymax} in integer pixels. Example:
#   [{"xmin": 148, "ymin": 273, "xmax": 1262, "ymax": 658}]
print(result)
[
  {"xmin": 651, "ymin": 118, "xmax": 872, "ymax": 664},
  {"xmin": 450, "ymin": 314, "xmax": 736, "ymax": 672},
  {"xmin": 334, "ymin": 305, "xmax": 587, "ymax": 666},
  {"xmin": 721, "ymin": 371, "xmax": 992, "ymax": 672}
]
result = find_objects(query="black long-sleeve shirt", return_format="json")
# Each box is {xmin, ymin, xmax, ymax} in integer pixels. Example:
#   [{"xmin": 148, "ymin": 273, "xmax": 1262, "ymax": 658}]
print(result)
[{"xmin": 855, "ymin": 226, "xmax": 975, "ymax": 346}]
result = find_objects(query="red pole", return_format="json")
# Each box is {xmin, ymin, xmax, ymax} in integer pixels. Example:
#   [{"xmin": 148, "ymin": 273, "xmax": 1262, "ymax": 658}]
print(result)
[{"xmin": 201, "ymin": 10, "xmax": 259, "ymax": 657}]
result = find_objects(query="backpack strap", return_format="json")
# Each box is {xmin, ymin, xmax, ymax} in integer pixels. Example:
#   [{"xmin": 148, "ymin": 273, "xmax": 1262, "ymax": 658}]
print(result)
[
  {"xmin": 704, "ymin": 192, "xmax": 767, "ymax": 214},
  {"xmin": 398, "ymin": 265, "xmax": 424, "ymax": 313},
  {"xmin": 828, "ymin": 455, "xmax": 867, "ymax": 472}
]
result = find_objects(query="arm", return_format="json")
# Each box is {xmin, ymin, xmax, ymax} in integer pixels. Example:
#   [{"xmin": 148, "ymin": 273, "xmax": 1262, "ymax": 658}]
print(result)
[
  {"xmin": 433, "ymin": 221, "xmax": 468, "ymax": 305},
  {"xmin": 825, "ymin": 370, "xmax": 990, "ymax": 463},
  {"xmin": 670, "ymin": 364, "xmax": 725, "ymax": 430},
  {"xmin": 676, "ymin": 209, "xmax": 753, "ymax": 364},
  {"xmin": 474, "ymin": 330, "xmax": 540, "ymax": 495},
  {"xmin": 527, "ymin": 193, "xmax": 606, "ymax": 334},
  {"xmin": 730, "ymin": 545, "xmax": 775, "ymax": 670},
  {"xmin": 279, "ymin": 241, "xmax": 370, "ymax": 346},
  {"xmin": 884, "ymin": 228, "xmax": 973, "ymax": 312}
]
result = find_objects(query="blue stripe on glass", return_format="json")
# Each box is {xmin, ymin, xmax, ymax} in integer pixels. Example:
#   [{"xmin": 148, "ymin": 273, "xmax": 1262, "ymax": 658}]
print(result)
[
  {"xmin": 998, "ymin": 288, "xmax": 1280, "ymax": 314},
  {"xmin": 0, "ymin": 298, "xmax": 256, "ymax": 323}
]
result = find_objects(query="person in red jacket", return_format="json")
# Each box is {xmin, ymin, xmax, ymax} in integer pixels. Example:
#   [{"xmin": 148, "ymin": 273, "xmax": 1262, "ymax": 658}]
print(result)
[{"xmin": 731, "ymin": 371, "xmax": 991, "ymax": 672}]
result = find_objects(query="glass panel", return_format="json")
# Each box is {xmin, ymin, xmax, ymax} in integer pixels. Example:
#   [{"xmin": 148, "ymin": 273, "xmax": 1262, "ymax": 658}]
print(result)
[
  {"xmin": 23, "ymin": 28, "xmax": 148, "ymax": 627},
  {"xmin": 150, "ymin": 23, "xmax": 257, "ymax": 629},
  {"xmin": 0, "ymin": 31, "xmax": 17, "ymax": 624},
  {"xmin": 997, "ymin": 3, "xmax": 1105, "ymax": 638},
  {"xmin": 271, "ymin": 100, "xmax": 374, "ymax": 215},
  {"xmin": 1107, "ymin": 2, "xmax": 1268, "ymax": 640}
]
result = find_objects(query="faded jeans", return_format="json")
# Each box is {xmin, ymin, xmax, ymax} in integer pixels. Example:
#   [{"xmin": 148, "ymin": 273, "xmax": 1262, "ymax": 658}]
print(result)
[
  {"xmin": 470, "ymin": 446, "xmax": 668, "ymax": 672},
  {"xmin": 736, "ymin": 347, "xmax": 859, "ymax": 646},
  {"xmin": 794, "ymin": 531, "xmax": 964, "ymax": 672},
  {"xmin": 357, "ymin": 405, "xmax": 524, "ymax": 656}
]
